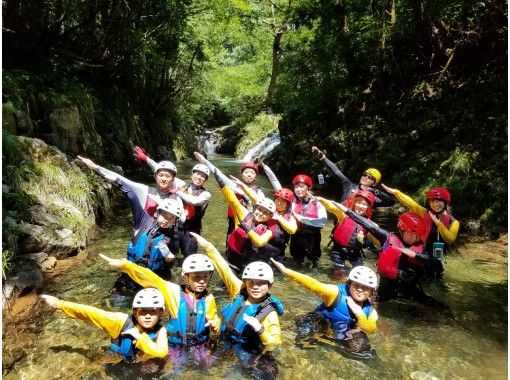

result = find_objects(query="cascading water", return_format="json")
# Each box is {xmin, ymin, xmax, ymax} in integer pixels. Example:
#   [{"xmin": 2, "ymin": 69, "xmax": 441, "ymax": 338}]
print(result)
[
  {"xmin": 197, "ymin": 130, "xmax": 219, "ymax": 156},
  {"xmin": 242, "ymin": 132, "xmax": 280, "ymax": 162}
]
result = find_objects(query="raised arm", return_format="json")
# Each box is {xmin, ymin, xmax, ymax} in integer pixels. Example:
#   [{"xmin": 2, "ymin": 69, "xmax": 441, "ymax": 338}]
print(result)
[
  {"xmin": 317, "ymin": 197, "xmax": 347, "ymax": 223},
  {"xmin": 260, "ymin": 162, "xmax": 282, "ymax": 191}
]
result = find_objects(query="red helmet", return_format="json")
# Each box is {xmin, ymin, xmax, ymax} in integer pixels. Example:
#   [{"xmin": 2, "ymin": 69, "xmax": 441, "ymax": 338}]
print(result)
[
  {"xmin": 397, "ymin": 211, "xmax": 425, "ymax": 240},
  {"xmin": 274, "ymin": 188, "xmax": 294, "ymax": 203},
  {"xmin": 353, "ymin": 189, "xmax": 376, "ymax": 208},
  {"xmin": 426, "ymin": 187, "xmax": 451, "ymax": 205},
  {"xmin": 293, "ymin": 174, "xmax": 313, "ymax": 188},
  {"xmin": 241, "ymin": 162, "xmax": 259, "ymax": 174}
]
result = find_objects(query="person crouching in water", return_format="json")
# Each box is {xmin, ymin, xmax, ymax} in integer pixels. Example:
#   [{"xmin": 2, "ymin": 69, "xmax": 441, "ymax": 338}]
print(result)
[
  {"xmin": 192, "ymin": 233, "xmax": 283, "ymax": 380},
  {"xmin": 100, "ymin": 253, "xmax": 220, "ymax": 371},
  {"xmin": 290, "ymin": 174, "xmax": 328, "ymax": 267},
  {"xmin": 318, "ymin": 190, "xmax": 376, "ymax": 271},
  {"xmin": 270, "ymin": 259, "xmax": 378, "ymax": 360},
  {"xmin": 40, "ymin": 288, "xmax": 168, "ymax": 363}
]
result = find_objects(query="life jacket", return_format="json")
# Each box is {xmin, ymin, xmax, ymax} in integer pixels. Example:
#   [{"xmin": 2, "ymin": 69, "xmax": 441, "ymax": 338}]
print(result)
[
  {"xmin": 110, "ymin": 316, "xmax": 161, "ymax": 362},
  {"xmin": 221, "ymin": 292, "xmax": 284, "ymax": 347},
  {"xmin": 269, "ymin": 211, "xmax": 293, "ymax": 250},
  {"xmin": 227, "ymin": 185, "xmax": 262, "ymax": 218},
  {"xmin": 377, "ymin": 233, "xmax": 424, "ymax": 280},
  {"xmin": 331, "ymin": 216, "xmax": 367, "ymax": 249},
  {"xmin": 181, "ymin": 184, "xmax": 208, "ymax": 232},
  {"xmin": 423, "ymin": 211, "xmax": 454, "ymax": 251},
  {"xmin": 127, "ymin": 218, "xmax": 171, "ymax": 272},
  {"xmin": 227, "ymin": 214, "xmax": 277, "ymax": 255},
  {"xmin": 293, "ymin": 197, "xmax": 319, "ymax": 219},
  {"xmin": 316, "ymin": 284, "xmax": 372, "ymax": 337},
  {"xmin": 145, "ymin": 187, "xmax": 179, "ymax": 216},
  {"xmin": 166, "ymin": 286, "xmax": 210, "ymax": 346}
]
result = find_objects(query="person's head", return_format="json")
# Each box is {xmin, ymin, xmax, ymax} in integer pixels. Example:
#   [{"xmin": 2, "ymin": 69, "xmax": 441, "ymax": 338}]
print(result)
[
  {"xmin": 293, "ymin": 174, "xmax": 313, "ymax": 199},
  {"xmin": 181, "ymin": 254, "xmax": 214, "ymax": 293},
  {"xmin": 397, "ymin": 211, "xmax": 425, "ymax": 245},
  {"xmin": 351, "ymin": 190, "xmax": 375, "ymax": 216},
  {"xmin": 154, "ymin": 161, "xmax": 177, "ymax": 191},
  {"xmin": 253, "ymin": 197, "xmax": 276, "ymax": 223},
  {"xmin": 274, "ymin": 188, "xmax": 294, "ymax": 213},
  {"xmin": 156, "ymin": 199, "xmax": 182, "ymax": 228},
  {"xmin": 347, "ymin": 266, "xmax": 377, "ymax": 303},
  {"xmin": 191, "ymin": 164, "xmax": 209, "ymax": 187},
  {"xmin": 240, "ymin": 162, "xmax": 259, "ymax": 185},
  {"xmin": 132, "ymin": 288, "xmax": 165, "ymax": 330},
  {"xmin": 359, "ymin": 168, "xmax": 381, "ymax": 188},
  {"xmin": 242, "ymin": 261, "xmax": 274, "ymax": 302},
  {"xmin": 426, "ymin": 187, "xmax": 450, "ymax": 213}
]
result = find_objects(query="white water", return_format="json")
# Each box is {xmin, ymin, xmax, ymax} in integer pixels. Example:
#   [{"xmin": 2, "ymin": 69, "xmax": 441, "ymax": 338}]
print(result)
[
  {"xmin": 242, "ymin": 132, "xmax": 280, "ymax": 162},
  {"xmin": 197, "ymin": 130, "xmax": 219, "ymax": 155}
]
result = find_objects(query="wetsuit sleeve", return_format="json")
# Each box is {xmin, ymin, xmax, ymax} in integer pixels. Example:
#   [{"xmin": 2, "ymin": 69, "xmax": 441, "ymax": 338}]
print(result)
[
  {"xmin": 345, "ymin": 209, "xmax": 389, "ymax": 244},
  {"xmin": 394, "ymin": 190, "xmax": 427, "ymax": 217},
  {"xmin": 176, "ymin": 188, "xmax": 211, "ymax": 206},
  {"xmin": 238, "ymin": 182, "xmax": 259, "ymax": 205},
  {"xmin": 261, "ymin": 163, "xmax": 282, "ymax": 191},
  {"xmin": 276, "ymin": 214, "xmax": 297, "ymax": 234},
  {"xmin": 116, "ymin": 178, "xmax": 149, "ymax": 229},
  {"xmin": 322, "ymin": 157, "xmax": 357, "ymax": 202},
  {"xmin": 317, "ymin": 197, "xmax": 347, "ymax": 223},
  {"xmin": 204, "ymin": 245, "xmax": 243, "ymax": 299},
  {"xmin": 294, "ymin": 199, "xmax": 328, "ymax": 228},
  {"xmin": 284, "ymin": 268, "xmax": 339, "ymax": 307},
  {"xmin": 373, "ymin": 188, "xmax": 395, "ymax": 207},
  {"xmin": 437, "ymin": 218, "xmax": 460, "ymax": 244},
  {"xmin": 58, "ymin": 300, "xmax": 127, "ymax": 339},
  {"xmin": 220, "ymin": 185, "xmax": 249, "ymax": 222},
  {"xmin": 260, "ymin": 310, "xmax": 282, "ymax": 352},
  {"xmin": 247, "ymin": 229, "xmax": 274, "ymax": 247},
  {"xmin": 136, "ymin": 327, "xmax": 168, "ymax": 358},
  {"xmin": 205, "ymin": 294, "xmax": 221, "ymax": 337},
  {"xmin": 147, "ymin": 157, "xmax": 158, "ymax": 172},
  {"xmin": 120, "ymin": 261, "xmax": 180, "ymax": 318},
  {"xmin": 355, "ymin": 308, "xmax": 378, "ymax": 334}
]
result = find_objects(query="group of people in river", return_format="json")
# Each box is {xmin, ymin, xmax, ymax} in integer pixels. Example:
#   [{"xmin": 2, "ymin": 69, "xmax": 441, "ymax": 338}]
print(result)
[{"xmin": 40, "ymin": 145, "xmax": 459, "ymax": 378}]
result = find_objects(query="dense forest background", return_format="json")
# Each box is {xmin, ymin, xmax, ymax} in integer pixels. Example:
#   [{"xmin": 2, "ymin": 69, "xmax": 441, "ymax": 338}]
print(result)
[{"xmin": 3, "ymin": 0, "xmax": 507, "ymax": 240}]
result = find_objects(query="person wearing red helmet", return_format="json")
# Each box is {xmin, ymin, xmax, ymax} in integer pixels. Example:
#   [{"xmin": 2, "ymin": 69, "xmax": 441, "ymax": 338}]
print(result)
[
  {"xmin": 381, "ymin": 184, "xmax": 459, "ymax": 279},
  {"xmin": 290, "ymin": 174, "xmax": 328, "ymax": 267},
  {"xmin": 317, "ymin": 190, "xmax": 377, "ymax": 270}
]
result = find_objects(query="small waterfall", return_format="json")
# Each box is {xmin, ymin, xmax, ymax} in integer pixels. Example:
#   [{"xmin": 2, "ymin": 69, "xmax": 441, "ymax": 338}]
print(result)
[
  {"xmin": 197, "ymin": 130, "xmax": 219, "ymax": 155},
  {"xmin": 242, "ymin": 132, "xmax": 281, "ymax": 162}
]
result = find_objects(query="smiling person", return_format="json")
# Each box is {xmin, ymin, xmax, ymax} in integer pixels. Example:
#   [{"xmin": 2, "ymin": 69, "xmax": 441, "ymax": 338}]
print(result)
[
  {"xmin": 40, "ymin": 288, "xmax": 168, "ymax": 363},
  {"xmin": 271, "ymin": 259, "xmax": 378, "ymax": 359},
  {"xmin": 192, "ymin": 233, "xmax": 283, "ymax": 379},
  {"xmin": 381, "ymin": 184, "xmax": 459, "ymax": 279}
]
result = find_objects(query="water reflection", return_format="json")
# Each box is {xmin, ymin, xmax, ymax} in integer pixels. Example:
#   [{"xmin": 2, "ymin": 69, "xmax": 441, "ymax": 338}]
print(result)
[{"xmin": 4, "ymin": 156, "xmax": 507, "ymax": 379}]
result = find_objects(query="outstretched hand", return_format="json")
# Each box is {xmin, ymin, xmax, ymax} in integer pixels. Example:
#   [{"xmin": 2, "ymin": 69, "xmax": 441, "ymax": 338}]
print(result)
[
  {"xmin": 99, "ymin": 253, "xmax": 123, "ymax": 268},
  {"xmin": 270, "ymin": 258, "xmax": 287, "ymax": 275},
  {"xmin": 346, "ymin": 296, "xmax": 363, "ymax": 316},
  {"xmin": 121, "ymin": 327, "xmax": 141, "ymax": 340},
  {"xmin": 189, "ymin": 232, "xmax": 213, "ymax": 250},
  {"xmin": 243, "ymin": 314, "xmax": 262, "ymax": 333},
  {"xmin": 40, "ymin": 294, "xmax": 61, "ymax": 309},
  {"xmin": 194, "ymin": 152, "xmax": 207, "ymax": 164},
  {"xmin": 381, "ymin": 183, "xmax": 397, "ymax": 194},
  {"xmin": 332, "ymin": 200, "xmax": 348, "ymax": 212},
  {"xmin": 311, "ymin": 146, "xmax": 325, "ymax": 160},
  {"xmin": 398, "ymin": 247, "xmax": 417, "ymax": 258},
  {"xmin": 133, "ymin": 146, "xmax": 149, "ymax": 162},
  {"xmin": 229, "ymin": 175, "xmax": 244, "ymax": 187},
  {"xmin": 77, "ymin": 155, "xmax": 98, "ymax": 170},
  {"xmin": 428, "ymin": 211, "xmax": 440, "ymax": 225}
]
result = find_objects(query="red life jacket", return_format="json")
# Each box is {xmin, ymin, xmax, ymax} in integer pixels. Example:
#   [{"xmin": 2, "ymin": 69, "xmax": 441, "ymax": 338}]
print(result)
[
  {"xmin": 293, "ymin": 197, "xmax": 319, "ymax": 218},
  {"xmin": 423, "ymin": 211, "xmax": 453, "ymax": 241},
  {"xmin": 377, "ymin": 233, "xmax": 424, "ymax": 279},
  {"xmin": 227, "ymin": 214, "xmax": 276, "ymax": 254},
  {"xmin": 332, "ymin": 217, "xmax": 366, "ymax": 247},
  {"xmin": 181, "ymin": 184, "xmax": 206, "ymax": 221}
]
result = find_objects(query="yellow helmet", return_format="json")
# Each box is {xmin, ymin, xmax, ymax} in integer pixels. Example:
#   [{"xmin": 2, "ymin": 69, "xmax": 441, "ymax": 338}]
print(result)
[{"xmin": 363, "ymin": 168, "xmax": 381, "ymax": 185}]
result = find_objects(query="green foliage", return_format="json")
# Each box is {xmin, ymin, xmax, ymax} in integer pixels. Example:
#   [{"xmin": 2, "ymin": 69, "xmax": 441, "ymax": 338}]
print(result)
[{"xmin": 2, "ymin": 250, "xmax": 13, "ymax": 279}]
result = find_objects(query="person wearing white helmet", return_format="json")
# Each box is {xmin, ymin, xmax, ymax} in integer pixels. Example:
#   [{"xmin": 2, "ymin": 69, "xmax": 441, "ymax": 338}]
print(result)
[
  {"xmin": 40, "ymin": 288, "xmax": 168, "ymax": 363},
  {"xmin": 100, "ymin": 252, "xmax": 220, "ymax": 369},
  {"xmin": 192, "ymin": 233, "xmax": 283, "ymax": 378},
  {"xmin": 271, "ymin": 258, "xmax": 378, "ymax": 358}
]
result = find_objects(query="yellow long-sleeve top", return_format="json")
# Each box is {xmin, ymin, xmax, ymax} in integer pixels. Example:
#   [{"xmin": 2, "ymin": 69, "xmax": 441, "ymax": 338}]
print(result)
[
  {"xmin": 204, "ymin": 245, "xmax": 282, "ymax": 352},
  {"xmin": 221, "ymin": 185, "xmax": 274, "ymax": 247},
  {"xmin": 57, "ymin": 300, "xmax": 168, "ymax": 360},
  {"xmin": 394, "ymin": 190, "xmax": 460, "ymax": 244},
  {"xmin": 284, "ymin": 268, "xmax": 378, "ymax": 334},
  {"xmin": 120, "ymin": 261, "xmax": 220, "ymax": 336}
]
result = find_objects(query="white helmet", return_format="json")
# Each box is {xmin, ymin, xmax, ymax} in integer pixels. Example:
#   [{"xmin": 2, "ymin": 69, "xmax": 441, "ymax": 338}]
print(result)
[
  {"xmin": 157, "ymin": 199, "xmax": 183, "ymax": 218},
  {"xmin": 348, "ymin": 266, "xmax": 378, "ymax": 289},
  {"xmin": 181, "ymin": 254, "xmax": 214, "ymax": 276},
  {"xmin": 255, "ymin": 197, "xmax": 276, "ymax": 214},
  {"xmin": 242, "ymin": 261, "xmax": 274, "ymax": 284},
  {"xmin": 154, "ymin": 160, "xmax": 177, "ymax": 175},
  {"xmin": 192, "ymin": 164, "xmax": 210, "ymax": 178},
  {"xmin": 132, "ymin": 288, "xmax": 165, "ymax": 310}
]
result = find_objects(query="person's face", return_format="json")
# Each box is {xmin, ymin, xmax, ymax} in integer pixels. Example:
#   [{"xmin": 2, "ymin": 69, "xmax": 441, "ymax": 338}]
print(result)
[
  {"xmin": 293, "ymin": 183, "xmax": 309, "ymax": 199},
  {"xmin": 429, "ymin": 199, "xmax": 446, "ymax": 213},
  {"xmin": 253, "ymin": 205, "xmax": 272, "ymax": 223},
  {"xmin": 274, "ymin": 197, "xmax": 289, "ymax": 213},
  {"xmin": 402, "ymin": 230, "xmax": 420, "ymax": 245},
  {"xmin": 157, "ymin": 210, "xmax": 177, "ymax": 228},
  {"xmin": 241, "ymin": 168, "xmax": 257, "ymax": 184},
  {"xmin": 191, "ymin": 170, "xmax": 207, "ymax": 187},
  {"xmin": 353, "ymin": 197, "xmax": 369, "ymax": 215},
  {"xmin": 349, "ymin": 281, "xmax": 373, "ymax": 303},
  {"xmin": 359, "ymin": 173, "xmax": 376, "ymax": 187},
  {"xmin": 155, "ymin": 170, "xmax": 175, "ymax": 190},
  {"xmin": 134, "ymin": 308, "xmax": 162, "ymax": 329},
  {"xmin": 184, "ymin": 271, "xmax": 212, "ymax": 293},
  {"xmin": 245, "ymin": 279, "xmax": 271, "ymax": 301}
]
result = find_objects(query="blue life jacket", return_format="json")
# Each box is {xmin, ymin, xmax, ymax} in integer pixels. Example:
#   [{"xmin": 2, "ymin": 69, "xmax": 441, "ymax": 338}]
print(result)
[
  {"xmin": 110, "ymin": 316, "xmax": 161, "ymax": 362},
  {"xmin": 221, "ymin": 292, "xmax": 284, "ymax": 347},
  {"xmin": 127, "ymin": 217, "xmax": 170, "ymax": 272},
  {"xmin": 316, "ymin": 284, "xmax": 372, "ymax": 340},
  {"xmin": 166, "ymin": 286, "xmax": 210, "ymax": 346}
]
